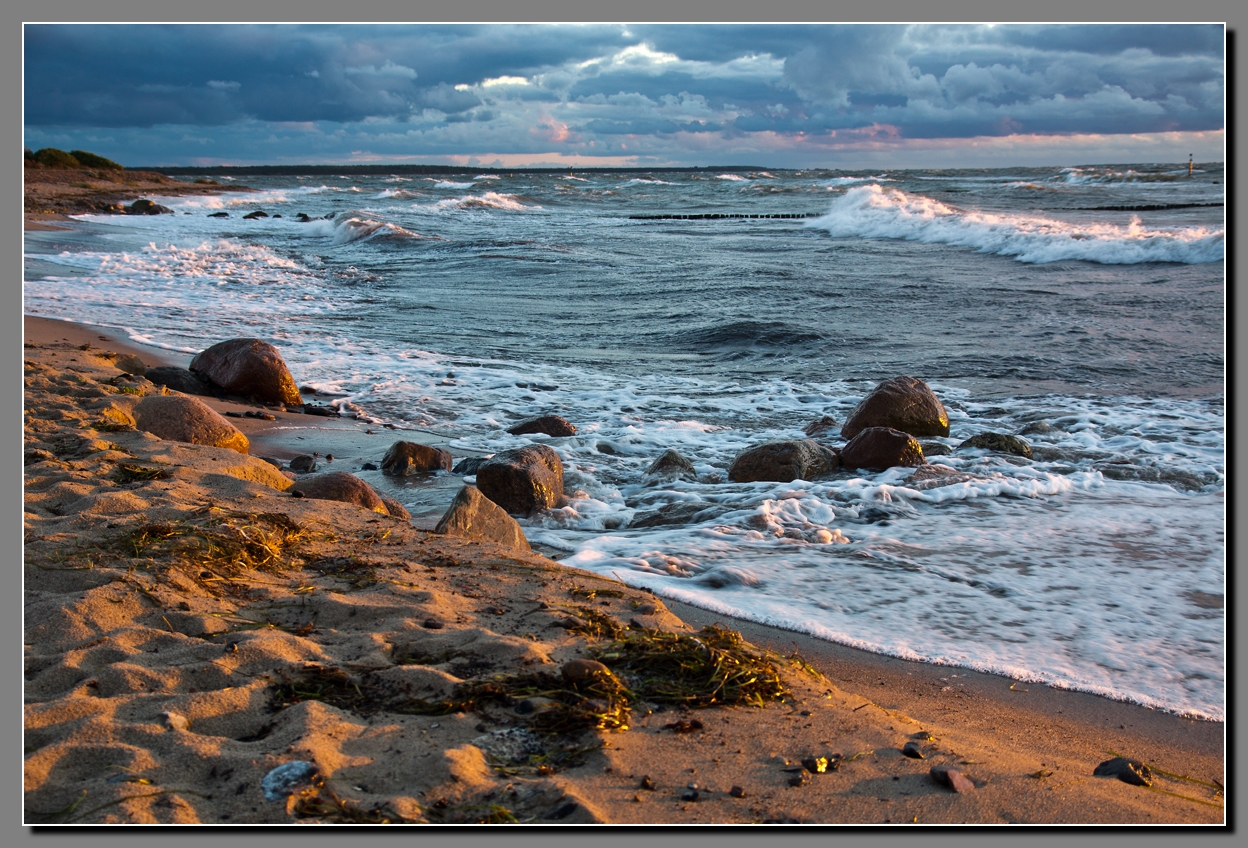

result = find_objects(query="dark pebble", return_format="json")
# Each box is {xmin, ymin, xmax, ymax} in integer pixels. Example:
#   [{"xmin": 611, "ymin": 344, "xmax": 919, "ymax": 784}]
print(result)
[
  {"xmin": 422, "ymin": 618, "xmax": 445, "ymax": 630},
  {"xmin": 1093, "ymin": 757, "xmax": 1153, "ymax": 787},
  {"xmin": 475, "ymin": 723, "xmax": 487, "ymax": 732},
  {"xmin": 787, "ymin": 774, "xmax": 808, "ymax": 787},
  {"xmin": 224, "ymin": 411, "xmax": 243, "ymax": 418},
  {"xmin": 290, "ymin": 491, "xmax": 304, "ymax": 498},
  {"xmin": 639, "ymin": 776, "xmax": 656, "ymax": 791},
  {"xmin": 362, "ymin": 462, "xmax": 379, "ymax": 471},
  {"xmin": 902, "ymin": 741, "xmax": 925, "ymax": 759},
  {"xmin": 325, "ymin": 454, "xmax": 334, "ymax": 461},
  {"xmin": 259, "ymin": 413, "xmax": 276, "ymax": 421},
  {"xmin": 289, "ymin": 455, "xmax": 317, "ymax": 473},
  {"xmin": 802, "ymin": 756, "xmax": 829, "ymax": 774},
  {"xmin": 681, "ymin": 789, "xmax": 699, "ymax": 802},
  {"xmin": 729, "ymin": 786, "xmax": 746, "ymax": 798}
]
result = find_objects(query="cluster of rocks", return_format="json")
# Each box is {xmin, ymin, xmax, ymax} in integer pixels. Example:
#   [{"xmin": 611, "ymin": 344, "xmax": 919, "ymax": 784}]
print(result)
[
  {"xmin": 204, "ymin": 210, "xmax": 333, "ymax": 222},
  {"xmin": 91, "ymin": 198, "xmax": 175, "ymax": 216}
]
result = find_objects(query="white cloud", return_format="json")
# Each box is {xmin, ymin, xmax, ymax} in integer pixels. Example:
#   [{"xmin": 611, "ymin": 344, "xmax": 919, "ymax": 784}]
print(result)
[{"xmin": 207, "ymin": 80, "xmax": 241, "ymax": 91}]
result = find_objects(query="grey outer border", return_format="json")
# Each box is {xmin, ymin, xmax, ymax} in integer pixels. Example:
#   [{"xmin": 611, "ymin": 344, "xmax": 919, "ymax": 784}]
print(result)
[{"xmin": 9, "ymin": 3, "xmax": 1239, "ymax": 848}]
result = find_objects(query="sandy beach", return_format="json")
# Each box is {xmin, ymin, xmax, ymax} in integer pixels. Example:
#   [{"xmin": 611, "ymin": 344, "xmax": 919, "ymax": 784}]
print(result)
[{"xmin": 21, "ymin": 314, "xmax": 1225, "ymax": 825}]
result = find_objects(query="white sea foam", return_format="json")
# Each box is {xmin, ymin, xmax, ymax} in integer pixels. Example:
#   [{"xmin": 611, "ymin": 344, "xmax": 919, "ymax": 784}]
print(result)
[
  {"xmin": 808, "ymin": 185, "xmax": 1224, "ymax": 264},
  {"xmin": 715, "ymin": 173, "xmax": 748, "ymax": 181},
  {"xmin": 430, "ymin": 192, "xmax": 539, "ymax": 212},
  {"xmin": 621, "ymin": 178, "xmax": 678, "ymax": 186},
  {"xmin": 432, "ymin": 180, "xmax": 476, "ymax": 189},
  {"xmin": 821, "ymin": 175, "xmax": 892, "ymax": 187}
]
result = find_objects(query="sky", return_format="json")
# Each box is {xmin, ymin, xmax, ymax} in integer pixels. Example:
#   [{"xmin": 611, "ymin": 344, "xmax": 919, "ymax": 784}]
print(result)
[{"xmin": 23, "ymin": 23, "xmax": 1225, "ymax": 169}]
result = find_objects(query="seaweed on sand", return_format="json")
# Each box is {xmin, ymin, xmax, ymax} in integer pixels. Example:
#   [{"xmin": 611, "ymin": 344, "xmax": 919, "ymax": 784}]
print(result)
[
  {"xmin": 290, "ymin": 786, "xmax": 417, "ymax": 824},
  {"xmin": 591, "ymin": 624, "xmax": 789, "ymax": 707},
  {"xmin": 119, "ymin": 508, "xmax": 305, "ymax": 578}
]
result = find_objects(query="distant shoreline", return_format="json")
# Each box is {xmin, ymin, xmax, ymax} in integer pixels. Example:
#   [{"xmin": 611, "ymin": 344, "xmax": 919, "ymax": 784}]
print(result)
[{"xmin": 130, "ymin": 164, "xmax": 771, "ymax": 177}]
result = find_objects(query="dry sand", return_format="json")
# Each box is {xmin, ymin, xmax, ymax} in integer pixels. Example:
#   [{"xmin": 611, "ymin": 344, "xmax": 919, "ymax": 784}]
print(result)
[{"xmin": 22, "ymin": 316, "xmax": 1225, "ymax": 825}]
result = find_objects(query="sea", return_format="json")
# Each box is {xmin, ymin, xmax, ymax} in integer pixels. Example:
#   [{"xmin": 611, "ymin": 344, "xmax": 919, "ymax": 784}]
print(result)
[{"xmin": 23, "ymin": 164, "xmax": 1225, "ymax": 720}]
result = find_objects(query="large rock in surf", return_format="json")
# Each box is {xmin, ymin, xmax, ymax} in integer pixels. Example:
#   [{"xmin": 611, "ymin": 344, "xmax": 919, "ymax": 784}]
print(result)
[
  {"xmin": 133, "ymin": 395, "xmax": 249, "ymax": 454},
  {"xmin": 127, "ymin": 199, "xmax": 173, "ymax": 215},
  {"xmin": 840, "ymin": 427, "xmax": 924, "ymax": 470},
  {"xmin": 189, "ymin": 338, "xmax": 302, "ymax": 407},
  {"xmin": 476, "ymin": 444, "xmax": 564, "ymax": 515},
  {"xmin": 644, "ymin": 449, "xmax": 698, "ymax": 484},
  {"xmin": 802, "ymin": 415, "xmax": 839, "ymax": 439},
  {"xmin": 145, "ymin": 366, "xmax": 214, "ymax": 396},
  {"xmin": 728, "ymin": 439, "xmax": 839, "ymax": 483},
  {"xmin": 291, "ymin": 471, "xmax": 388, "ymax": 514},
  {"xmin": 958, "ymin": 432, "xmax": 1032, "ymax": 458},
  {"xmin": 381, "ymin": 441, "xmax": 453, "ymax": 475},
  {"xmin": 841, "ymin": 376, "xmax": 949, "ymax": 440},
  {"xmin": 379, "ymin": 497, "xmax": 411, "ymax": 520},
  {"xmin": 434, "ymin": 485, "xmax": 530, "ymax": 552},
  {"xmin": 506, "ymin": 414, "xmax": 578, "ymax": 437}
]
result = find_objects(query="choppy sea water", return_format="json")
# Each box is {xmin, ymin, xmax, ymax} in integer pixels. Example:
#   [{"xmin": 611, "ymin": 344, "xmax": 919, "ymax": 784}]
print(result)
[{"xmin": 24, "ymin": 164, "xmax": 1225, "ymax": 719}]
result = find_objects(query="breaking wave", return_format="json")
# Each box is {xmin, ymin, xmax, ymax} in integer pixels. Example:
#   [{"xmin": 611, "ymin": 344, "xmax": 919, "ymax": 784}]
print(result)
[{"xmin": 808, "ymin": 185, "xmax": 1223, "ymax": 265}]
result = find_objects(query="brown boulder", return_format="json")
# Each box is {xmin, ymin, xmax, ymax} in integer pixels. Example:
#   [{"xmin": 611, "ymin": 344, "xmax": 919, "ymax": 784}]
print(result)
[
  {"xmin": 145, "ymin": 366, "xmax": 213, "ymax": 396},
  {"xmin": 379, "ymin": 497, "xmax": 411, "ymax": 520},
  {"xmin": 728, "ymin": 439, "xmax": 839, "ymax": 483},
  {"xmin": 133, "ymin": 395, "xmax": 249, "ymax": 454},
  {"xmin": 506, "ymin": 415, "xmax": 577, "ymax": 437},
  {"xmin": 802, "ymin": 415, "xmax": 838, "ymax": 438},
  {"xmin": 840, "ymin": 427, "xmax": 925, "ymax": 470},
  {"xmin": 381, "ymin": 441, "xmax": 453, "ymax": 475},
  {"xmin": 290, "ymin": 471, "xmax": 387, "ymax": 514},
  {"xmin": 841, "ymin": 376, "xmax": 949, "ymax": 439},
  {"xmin": 434, "ymin": 485, "xmax": 530, "ymax": 552},
  {"xmin": 189, "ymin": 338, "xmax": 302, "ymax": 406},
  {"xmin": 476, "ymin": 445, "xmax": 564, "ymax": 515}
]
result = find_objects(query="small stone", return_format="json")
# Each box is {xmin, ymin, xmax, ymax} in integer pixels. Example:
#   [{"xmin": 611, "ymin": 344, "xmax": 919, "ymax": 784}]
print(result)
[
  {"xmin": 290, "ymin": 490, "xmax": 305, "ymax": 498},
  {"xmin": 639, "ymin": 776, "xmax": 656, "ymax": 791},
  {"xmin": 802, "ymin": 756, "xmax": 829, "ymax": 774},
  {"xmin": 787, "ymin": 774, "xmax": 808, "ymax": 787},
  {"xmin": 1093, "ymin": 757, "xmax": 1153, "ymax": 787},
  {"xmin": 362, "ymin": 462, "xmax": 379, "ymax": 471},
  {"xmin": 729, "ymin": 786, "xmax": 746, "ymax": 798},
  {"xmin": 902, "ymin": 741, "xmax": 925, "ymax": 759},
  {"xmin": 261, "ymin": 761, "xmax": 320, "ymax": 802},
  {"xmin": 161, "ymin": 712, "xmax": 189, "ymax": 732},
  {"xmin": 681, "ymin": 789, "xmax": 700, "ymax": 802},
  {"xmin": 561, "ymin": 658, "xmax": 611, "ymax": 684},
  {"xmin": 930, "ymin": 765, "xmax": 975, "ymax": 793},
  {"xmin": 289, "ymin": 455, "xmax": 317, "ymax": 473},
  {"xmin": 422, "ymin": 618, "xmax": 445, "ymax": 630},
  {"xmin": 325, "ymin": 453, "xmax": 334, "ymax": 461}
]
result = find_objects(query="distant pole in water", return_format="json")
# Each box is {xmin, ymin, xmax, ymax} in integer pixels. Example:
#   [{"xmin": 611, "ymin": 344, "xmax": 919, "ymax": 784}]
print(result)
[{"xmin": 1189, "ymin": 154, "xmax": 1194, "ymax": 177}]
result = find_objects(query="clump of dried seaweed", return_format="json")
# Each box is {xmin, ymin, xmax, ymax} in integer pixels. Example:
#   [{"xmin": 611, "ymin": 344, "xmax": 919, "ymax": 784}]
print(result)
[
  {"xmin": 119, "ymin": 508, "xmax": 305, "ymax": 580},
  {"xmin": 290, "ymin": 786, "xmax": 417, "ymax": 824}
]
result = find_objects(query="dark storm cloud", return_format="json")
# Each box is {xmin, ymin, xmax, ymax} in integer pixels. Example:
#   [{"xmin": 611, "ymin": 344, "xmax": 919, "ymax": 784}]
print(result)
[{"xmin": 23, "ymin": 24, "xmax": 1224, "ymax": 167}]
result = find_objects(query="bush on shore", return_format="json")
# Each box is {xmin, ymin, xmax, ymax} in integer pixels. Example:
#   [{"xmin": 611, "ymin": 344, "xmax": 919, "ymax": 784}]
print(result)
[
  {"xmin": 70, "ymin": 150, "xmax": 124, "ymax": 170},
  {"xmin": 25, "ymin": 147, "xmax": 124, "ymax": 170}
]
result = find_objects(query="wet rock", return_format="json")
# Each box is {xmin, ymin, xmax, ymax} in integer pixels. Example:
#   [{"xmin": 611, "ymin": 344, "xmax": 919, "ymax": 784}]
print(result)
[
  {"xmin": 905, "ymin": 463, "xmax": 973, "ymax": 490},
  {"xmin": 561, "ymin": 658, "xmax": 612, "ymax": 685},
  {"xmin": 802, "ymin": 415, "xmax": 839, "ymax": 438},
  {"xmin": 919, "ymin": 441, "xmax": 952, "ymax": 457},
  {"xmin": 134, "ymin": 395, "xmax": 249, "ymax": 454},
  {"xmin": 506, "ymin": 414, "xmax": 577, "ymax": 437},
  {"xmin": 190, "ymin": 338, "xmax": 302, "ymax": 406},
  {"xmin": 289, "ymin": 455, "xmax": 317, "ymax": 473},
  {"xmin": 728, "ymin": 439, "xmax": 840, "ymax": 483},
  {"xmin": 958, "ymin": 432, "xmax": 1032, "ymax": 458},
  {"xmin": 262, "ymin": 761, "xmax": 320, "ymax": 802},
  {"xmin": 1020, "ymin": 420, "xmax": 1052, "ymax": 436},
  {"xmin": 930, "ymin": 765, "xmax": 975, "ymax": 792},
  {"xmin": 476, "ymin": 444, "xmax": 564, "ymax": 515},
  {"xmin": 379, "ymin": 497, "xmax": 411, "ymax": 520},
  {"xmin": 841, "ymin": 376, "xmax": 950, "ymax": 440},
  {"xmin": 643, "ymin": 448, "xmax": 698, "ymax": 483},
  {"xmin": 209, "ymin": 211, "xmax": 229, "ymax": 218},
  {"xmin": 1093, "ymin": 757, "xmax": 1153, "ymax": 787},
  {"xmin": 127, "ymin": 198, "xmax": 173, "ymax": 215},
  {"xmin": 596, "ymin": 441, "xmax": 620, "ymax": 455},
  {"xmin": 452, "ymin": 457, "xmax": 487, "ymax": 475},
  {"xmin": 840, "ymin": 427, "xmax": 925, "ymax": 470},
  {"xmin": 902, "ymin": 741, "xmax": 925, "ymax": 759},
  {"xmin": 361, "ymin": 462, "xmax": 379, "ymax": 471},
  {"xmin": 434, "ymin": 485, "xmax": 530, "ymax": 552},
  {"xmin": 381, "ymin": 440, "xmax": 453, "ymax": 475},
  {"xmin": 290, "ymin": 471, "xmax": 388, "ymax": 514},
  {"xmin": 301, "ymin": 404, "xmax": 336, "ymax": 417},
  {"xmin": 242, "ymin": 210, "xmax": 269, "ymax": 219},
  {"xmin": 144, "ymin": 366, "xmax": 213, "ymax": 396},
  {"xmin": 629, "ymin": 501, "xmax": 721, "ymax": 529}
]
